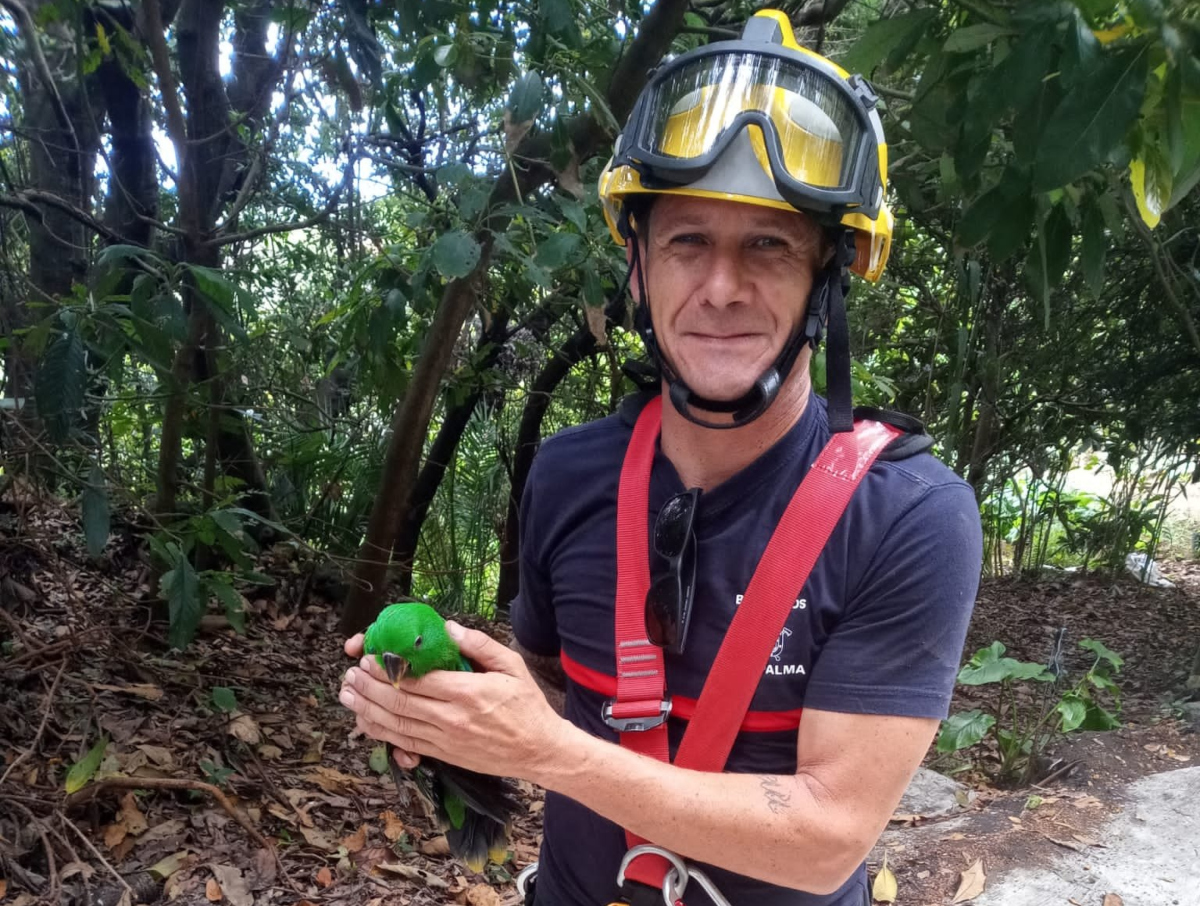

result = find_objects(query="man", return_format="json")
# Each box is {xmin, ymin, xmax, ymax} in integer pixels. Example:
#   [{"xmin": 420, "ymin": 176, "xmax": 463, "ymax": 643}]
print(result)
[{"xmin": 340, "ymin": 10, "xmax": 981, "ymax": 905}]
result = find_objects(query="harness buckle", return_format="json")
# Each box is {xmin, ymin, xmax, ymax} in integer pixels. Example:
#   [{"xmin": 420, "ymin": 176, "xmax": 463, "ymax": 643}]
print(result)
[{"xmin": 602, "ymin": 697, "xmax": 672, "ymax": 732}]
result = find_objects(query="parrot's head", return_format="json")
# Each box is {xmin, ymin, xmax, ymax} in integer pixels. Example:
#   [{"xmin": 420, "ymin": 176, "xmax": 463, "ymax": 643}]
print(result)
[{"xmin": 363, "ymin": 601, "xmax": 460, "ymax": 685}]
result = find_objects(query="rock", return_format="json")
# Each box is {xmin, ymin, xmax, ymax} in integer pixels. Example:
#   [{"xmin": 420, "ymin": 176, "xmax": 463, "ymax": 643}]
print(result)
[
  {"xmin": 1180, "ymin": 701, "xmax": 1200, "ymax": 733},
  {"xmin": 898, "ymin": 767, "xmax": 974, "ymax": 818}
]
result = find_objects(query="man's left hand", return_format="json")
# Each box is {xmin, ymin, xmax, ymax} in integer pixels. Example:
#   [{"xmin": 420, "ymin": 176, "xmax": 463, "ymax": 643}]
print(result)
[{"xmin": 339, "ymin": 621, "xmax": 570, "ymax": 780}]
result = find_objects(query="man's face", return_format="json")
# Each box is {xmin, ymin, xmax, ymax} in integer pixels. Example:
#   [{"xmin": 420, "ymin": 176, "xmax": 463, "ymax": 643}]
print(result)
[{"xmin": 631, "ymin": 194, "xmax": 822, "ymax": 403}]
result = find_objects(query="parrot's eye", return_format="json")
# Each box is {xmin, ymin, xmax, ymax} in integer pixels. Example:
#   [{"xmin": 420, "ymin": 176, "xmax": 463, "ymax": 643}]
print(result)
[{"xmin": 413, "ymin": 635, "xmax": 423, "ymax": 649}]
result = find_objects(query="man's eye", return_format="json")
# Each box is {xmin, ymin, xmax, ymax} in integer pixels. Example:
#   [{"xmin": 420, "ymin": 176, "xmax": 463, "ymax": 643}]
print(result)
[
  {"xmin": 670, "ymin": 233, "xmax": 705, "ymax": 245},
  {"xmin": 752, "ymin": 236, "xmax": 787, "ymax": 249}
]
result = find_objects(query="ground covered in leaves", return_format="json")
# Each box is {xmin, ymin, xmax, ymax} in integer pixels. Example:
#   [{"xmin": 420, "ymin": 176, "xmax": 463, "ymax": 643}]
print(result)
[{"xmin": 2, "ymin": 490, "xmax": 1198, "ymax": 906}]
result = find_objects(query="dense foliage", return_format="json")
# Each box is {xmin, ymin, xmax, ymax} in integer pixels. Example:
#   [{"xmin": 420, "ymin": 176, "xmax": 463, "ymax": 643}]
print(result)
[{"xmin": 0, "ymin": 0, "xmax": 1197, "ymax": 645}]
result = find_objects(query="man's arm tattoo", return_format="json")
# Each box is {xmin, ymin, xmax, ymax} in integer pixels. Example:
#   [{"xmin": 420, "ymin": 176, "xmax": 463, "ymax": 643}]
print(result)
[{"xmin": 760, "ymin": 774, "xmax": 793, "ymax": 814}]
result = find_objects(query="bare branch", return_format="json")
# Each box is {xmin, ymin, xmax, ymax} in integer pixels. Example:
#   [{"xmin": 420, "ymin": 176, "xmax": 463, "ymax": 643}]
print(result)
[
  {"xmin": 794, "ymin": 0, "xmax": 855, "ymax": 26},
  {"xmin": 209, "ymin": 165, "xmax": 354, "ymax": 248},
  {"xmin": 0, "ymin": 189, "xmax": 130, "ymax": 245}
]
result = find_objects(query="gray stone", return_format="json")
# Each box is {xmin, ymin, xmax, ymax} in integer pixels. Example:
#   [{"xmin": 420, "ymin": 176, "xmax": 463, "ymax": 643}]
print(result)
[
  {"xmin": 974, "ymin": 766, "xmax": 1200, "ymax": 906},
  {"xmin": 898, "ymin": 767, "xmax": 973, "ymax": 818}
]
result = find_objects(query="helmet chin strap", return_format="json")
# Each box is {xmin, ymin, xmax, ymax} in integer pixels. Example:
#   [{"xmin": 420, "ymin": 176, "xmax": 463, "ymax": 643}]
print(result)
[{"xmin": 627, "ymin": 220, "xmax": 857, "ymax": 432}]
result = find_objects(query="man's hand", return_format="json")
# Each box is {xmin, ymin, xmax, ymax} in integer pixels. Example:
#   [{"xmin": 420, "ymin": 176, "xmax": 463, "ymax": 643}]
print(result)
[{"xmin": 340, "ymin": 621, "xmax": 573, "ymax": 779}]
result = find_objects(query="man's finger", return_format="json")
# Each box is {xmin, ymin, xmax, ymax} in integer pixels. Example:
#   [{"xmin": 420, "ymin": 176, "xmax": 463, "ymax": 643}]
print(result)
[{"xmin": 344, "ymin": 633, "xmax": 365, "ymax": 657}]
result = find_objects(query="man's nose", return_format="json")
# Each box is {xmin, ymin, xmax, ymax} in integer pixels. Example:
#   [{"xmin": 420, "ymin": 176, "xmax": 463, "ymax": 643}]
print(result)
[{"xmin": 700, "ymin": 249, "xmax": 750, "ymax": 308}]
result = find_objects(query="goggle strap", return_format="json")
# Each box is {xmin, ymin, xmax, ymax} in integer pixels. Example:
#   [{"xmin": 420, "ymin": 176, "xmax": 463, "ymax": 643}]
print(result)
[{"xmin": 824, "ymin": 233, "xmax": 857, "ymax": 434}]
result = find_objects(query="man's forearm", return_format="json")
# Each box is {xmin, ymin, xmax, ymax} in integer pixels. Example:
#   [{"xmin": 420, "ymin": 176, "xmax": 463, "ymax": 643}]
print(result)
[{"xmin": 527, "ymin": 724, "xmax": 878, "ymax": 895}]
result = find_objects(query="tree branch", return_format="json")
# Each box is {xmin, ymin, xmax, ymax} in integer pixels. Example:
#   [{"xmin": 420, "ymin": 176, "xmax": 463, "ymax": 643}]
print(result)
[
  {"xmin": 795, "ymin": 0, "xmax": 855, "ymax": 26},
  {"xmin": 209, "ymin": 164, "xmax": 353, "ymax": 248},
  {"xmin": 0, "ymin": 189, "xmax": 130, "ymax": 245},
  {"xmin": 0, "ymin": 0, "xmax": 79, "ymax": 155}
]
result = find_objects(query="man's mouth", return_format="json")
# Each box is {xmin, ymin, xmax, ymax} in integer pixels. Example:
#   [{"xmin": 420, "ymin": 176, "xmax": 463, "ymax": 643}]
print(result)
[{"xmin": 382, "ymin": 652, "xmax": 410, "ymax": 686}]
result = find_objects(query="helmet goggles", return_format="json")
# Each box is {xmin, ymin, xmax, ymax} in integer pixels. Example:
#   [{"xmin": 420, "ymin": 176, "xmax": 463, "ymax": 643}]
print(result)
[{"xmin": 615, "ymin": 42, "xmax": 885, "ymax": 221}]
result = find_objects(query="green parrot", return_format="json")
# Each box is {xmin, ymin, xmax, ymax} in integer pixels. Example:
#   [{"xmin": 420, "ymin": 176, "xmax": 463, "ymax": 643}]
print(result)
[{"xmin": 362, "ymin": 600, "xmax": 519, "ymax": 873}]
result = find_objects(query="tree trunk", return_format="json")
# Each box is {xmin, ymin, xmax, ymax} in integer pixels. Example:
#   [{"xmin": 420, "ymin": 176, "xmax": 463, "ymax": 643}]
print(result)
[
  {"xmin": 342, "ymin": 0, "xmax": 690, "ymax": 633},
  {"xmin": 5, "ymin": 0, "xmax": 100, "ymax": 451}
]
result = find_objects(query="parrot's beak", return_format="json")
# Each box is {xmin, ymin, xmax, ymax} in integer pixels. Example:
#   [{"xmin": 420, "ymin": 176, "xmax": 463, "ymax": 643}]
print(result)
[{"xmin": 382, "ymin": 652, "xmax": 410, "ymax": 687}]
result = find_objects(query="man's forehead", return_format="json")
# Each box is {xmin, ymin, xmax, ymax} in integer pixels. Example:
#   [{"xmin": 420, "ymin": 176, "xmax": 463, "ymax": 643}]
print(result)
[{"xmin": 651, "ymin": 195, "xmax": 817, "ymax": 235}]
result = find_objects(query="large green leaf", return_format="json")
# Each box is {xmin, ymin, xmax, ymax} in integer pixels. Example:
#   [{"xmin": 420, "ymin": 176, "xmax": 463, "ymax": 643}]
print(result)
[
  {"xmin": 838, "ymin": 10, "xmax": 937, "ymax": 76},
  {"xmin": 1033, "ymin": 44, "xmax": 1150, "ymax": 191},
  {"xmin": 1080, "ymin": 200, "xmax": 1107, "ymax": 295},
  {"xmin": 81, "ymin": 463, "xmax": 110, "ymax": 558},
  {"xmin": 534, "ymin": 232, "xmax": 581, "ymax": 270},
  {"xmin": 431, "ymin": 230, "xmax": 482, "ymax": 278},
  {"xmin": 957, "ymin": 641, "xmax": 1052, "ymax": 684},
  {"xmin": 207, "ymin": 578, "xmax": 247, "ymax": 635},
  {"xmin": 936, "ymin": 710, "xmax": 996, "ymax": 752},
  {"xmin": 1056, "ymin": 695, "xmax": 1088, "ymax": 732},
  {"xmin": 507, "ymin": 71, "xmax": 545, "ymax": 125},
  {"xmin": 944, "ymin": 24, "xmax": 1017, "ymax": 54},
  {"xmin": 162, "ymin": 553, "xmax": 203, "ymax": 650},
  {"xmin": 35, "ymin": 327, "xmax": 86, "ymax": 442},
  {"xmin": 1079, "ymin": 638, "xmax": 1124, "ymax": 669}
]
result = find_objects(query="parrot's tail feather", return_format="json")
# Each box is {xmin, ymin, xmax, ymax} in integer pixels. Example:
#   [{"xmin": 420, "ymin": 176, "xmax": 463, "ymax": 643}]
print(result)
[
  {"xmin": 445, "ymin": 812, "xmax": 508, "ymax": 874},
  {"xmin": 432, "ymin": 760, "xmax": 521, "ymax": 826}
]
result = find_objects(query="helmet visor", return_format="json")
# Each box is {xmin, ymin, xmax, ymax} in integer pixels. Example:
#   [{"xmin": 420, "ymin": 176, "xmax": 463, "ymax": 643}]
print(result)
[{"xmin": 631, "ymin": 49, "xmax": 875, "ymax": 204}]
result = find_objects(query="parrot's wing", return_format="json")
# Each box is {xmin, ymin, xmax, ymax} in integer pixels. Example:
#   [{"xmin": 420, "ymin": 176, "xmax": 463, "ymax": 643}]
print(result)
[{"xmin": 433, "ymin": 759, "xmax": 520, "ymax": 826}]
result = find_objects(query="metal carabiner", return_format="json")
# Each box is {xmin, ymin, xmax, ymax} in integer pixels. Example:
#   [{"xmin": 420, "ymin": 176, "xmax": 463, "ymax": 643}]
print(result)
[
  {"xmin": 616, "ymin": 844, "xmax": 734, "ymax": 906},
  {"xmin": 515, "ymin": 862, "xmax": 538, "ymax": 899}
]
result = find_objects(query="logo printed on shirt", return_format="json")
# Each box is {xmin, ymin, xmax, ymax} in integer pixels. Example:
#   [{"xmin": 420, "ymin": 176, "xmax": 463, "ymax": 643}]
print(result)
[{"xmin": 732, "ymin": 593, "xmax": 809, "ymax": 676}]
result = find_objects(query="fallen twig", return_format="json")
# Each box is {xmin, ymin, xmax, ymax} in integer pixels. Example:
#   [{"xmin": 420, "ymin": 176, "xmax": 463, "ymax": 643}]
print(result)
[
  {"xmin": 3, "ymin": 797, "xmax": 61, "ymax": 904},
  {"xmin": 61, "ymin": 811, "xmax": 134, "ymax": 898},
  {"xmin": 0, "ymin": 661, "xmax": 65, "ymax": 786}
]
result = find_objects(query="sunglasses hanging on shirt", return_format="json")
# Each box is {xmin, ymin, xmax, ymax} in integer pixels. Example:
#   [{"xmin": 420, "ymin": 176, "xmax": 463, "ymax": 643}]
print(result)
[{"xmin": 644, "ymin": 488, "xmax": 700, "ymax": 655}]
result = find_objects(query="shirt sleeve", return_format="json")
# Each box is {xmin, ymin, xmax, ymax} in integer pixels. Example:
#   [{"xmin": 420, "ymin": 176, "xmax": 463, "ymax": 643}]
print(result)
[
  {"xmin": 509, "ymin": 453, "xmax": 560, "ymax": 657},
  {"xmin": 803, "ymin": 480, "xmax": 982, "ymax": 719}
]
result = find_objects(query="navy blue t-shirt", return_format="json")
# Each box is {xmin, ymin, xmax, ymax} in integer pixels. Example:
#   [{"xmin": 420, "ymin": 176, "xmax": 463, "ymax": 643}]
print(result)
[{"xmin": 511, "ymin": 394, "xmax": 982, "ymax": 906}]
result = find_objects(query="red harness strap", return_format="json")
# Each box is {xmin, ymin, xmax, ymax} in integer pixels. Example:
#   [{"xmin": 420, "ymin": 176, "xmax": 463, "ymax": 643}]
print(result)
[{"xmin": 612, "ymin": 396, "xmax": 900, "ymax": 896}]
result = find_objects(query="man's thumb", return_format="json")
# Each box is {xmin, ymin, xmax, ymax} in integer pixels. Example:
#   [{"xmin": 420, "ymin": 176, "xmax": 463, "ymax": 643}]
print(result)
[{"xmin": 447, "ymin": 621, "xmax": 516, "ymax": 671}]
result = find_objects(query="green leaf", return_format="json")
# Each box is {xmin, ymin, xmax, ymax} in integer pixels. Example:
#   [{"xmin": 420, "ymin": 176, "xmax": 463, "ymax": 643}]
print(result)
[
  {"xmin": 957, "ymin": 641, "xmax": 1052, "ymax": 684},
  {"xmin": 1080, "ymin": 200, "xmax": 1107, "ymax": 295},
  {"xmin": 433, "ymin": 44, "xmax": 457, "ymax": 67},
  {"xmin": 936, "ymin": 710, "xmax": 996, "ymax": 752},
  {"xmin": 162, "ymin": 554, "xmax": 202, "ymax": 650},
  {"xmin": 430, "ymin": 230, "xmax": 482, "ymax": 279},
  {"xmin": 838, "ymin": 10, "xmax": 937, "ymax": 76},
  {"xmin": 944, "ymin": 24, "xmax": 1018, "ymax": 54},
  {"xmin": 65, "ymin": 737, "xmax": 108, "ymax": 793},
  {"xmin": 1079, "ymin": 703, "xmax": 1121, "ymax": 730},
  {"xmin": 369, "ymin": 745, "xmax": 391, "ymax": 775},
  {"xmin": 81, "ymin": 463, "xmax": 110, "ymax": 558},
  {"xmin": 1079, "ymin": 638, "xmax": 1124, "ymax": 669},
  {"xmin": 1033, "ymin": 44, "xmax": 1151, "ymax": 191},
  {"xmin": 35, "ymin": 328, "xmax": 87, "ymax": 442},
  {"xmin": 1056, "ymin": 695, "xmax": 1088, "ymax": 732},
  {"xmin": 208, "ymin": 580, "xmax": 247, "ymax": 635},
  {"xmin": 506, "ymin": 71, "xmax": 545, "ymax": 125},
  {"xmin": 958, "ymin": 168, "xmax": 1033, "ymax": 252},
  {"xmin": 534, "ymin": 232, "xmax": 581, "ymax": 270},
  {"xmin": 187, "ymin": 265, "xmax": 238, "ymax": 314},
  {"xmin": 212, "ymin": 686, "xmax": 239, "ymax": 713}
]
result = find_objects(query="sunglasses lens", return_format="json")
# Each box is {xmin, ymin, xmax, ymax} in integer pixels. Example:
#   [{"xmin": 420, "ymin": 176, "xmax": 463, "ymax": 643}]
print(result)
[
  {"xmin": 654, "ymin": 491, "xmax": 697, "ymax": 558},
  {"xmin": 644, "ymin": 577, "xmax": 680, "ymax": 650}
]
